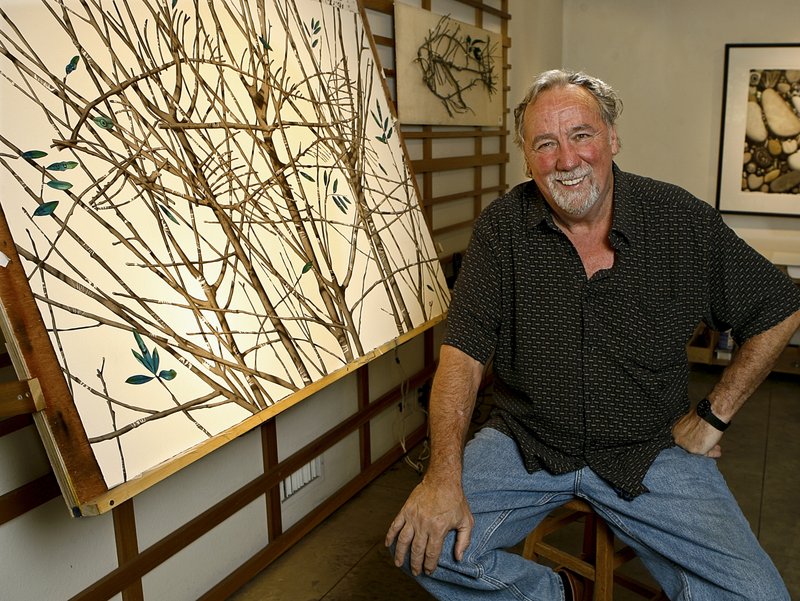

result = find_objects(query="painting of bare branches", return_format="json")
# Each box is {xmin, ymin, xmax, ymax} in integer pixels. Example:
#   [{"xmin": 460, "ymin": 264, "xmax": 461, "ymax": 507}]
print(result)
[
  {"xmin": 394, "ymin": 3, "xmax": 502, "ymax": 126},
  {"xmin": 0, "ymin": 0, "xmax": 448, "ymax": 513}
]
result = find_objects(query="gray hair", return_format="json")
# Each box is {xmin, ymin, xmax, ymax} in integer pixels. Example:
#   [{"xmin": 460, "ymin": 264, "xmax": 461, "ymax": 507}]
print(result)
[{"xmin": 513, "ymin": 69, "xmax": 623, "ymax": 149}]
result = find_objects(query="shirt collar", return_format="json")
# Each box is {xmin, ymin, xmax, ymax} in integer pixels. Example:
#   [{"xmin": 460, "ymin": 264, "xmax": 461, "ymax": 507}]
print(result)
[{"xmin": 523, "ymin": 163, "xmax": 641, "ymax": 249}]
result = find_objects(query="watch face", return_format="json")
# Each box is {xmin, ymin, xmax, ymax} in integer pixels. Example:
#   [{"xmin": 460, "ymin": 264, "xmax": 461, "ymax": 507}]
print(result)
[{"xmin": 696, "ymin": 398, "xmax": 729, "ymax": 431}]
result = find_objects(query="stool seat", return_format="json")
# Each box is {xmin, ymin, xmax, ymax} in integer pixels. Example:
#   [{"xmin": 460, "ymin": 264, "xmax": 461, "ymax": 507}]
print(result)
[{"xmin": 522, "ymin": 499, "xmax": 667, "ymax": 601}]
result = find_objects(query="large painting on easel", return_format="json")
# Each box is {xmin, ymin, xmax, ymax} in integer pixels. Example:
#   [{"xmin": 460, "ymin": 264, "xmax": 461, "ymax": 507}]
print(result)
[{"xmin": 0, "ymin": 0, "xmax": 448, "ymax": 515}]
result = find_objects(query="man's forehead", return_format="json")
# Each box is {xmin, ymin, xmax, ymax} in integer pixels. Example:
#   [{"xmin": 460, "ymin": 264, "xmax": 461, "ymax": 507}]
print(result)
[{"xmin": 525, "ymin": 87, "xmax": 604, "ymax": 129}]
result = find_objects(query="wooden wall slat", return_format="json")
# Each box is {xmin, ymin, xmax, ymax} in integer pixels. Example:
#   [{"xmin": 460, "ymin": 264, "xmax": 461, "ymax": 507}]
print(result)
[
  {"xmin": 261, "ymin": 420, "xmax": 282, "ymax": 541},
  {"xmin": 0, "ymin": 413, "xmax": 32, "ymax": 437},
  {"xmin": 430, "ymin": 185, "xmax": 505, "ymax": 207},
  {"xmin": 412, "ymin": 153, "xmax": 509, "ymax": 174},
  {"xmin": 0, "ymin": 472, "xmax": 60, "ymax": 525},
  {"xmin": 112, "ymin": 501, "xmax": 144, "ymax": 601},
  {"xmin": 402, "ymin": 128, "xmax": 507, "ymax": 139}
]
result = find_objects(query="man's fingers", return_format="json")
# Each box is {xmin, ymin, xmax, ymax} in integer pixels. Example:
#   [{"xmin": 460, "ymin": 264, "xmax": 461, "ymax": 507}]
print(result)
[
  {"xmin": 453, "ymin": 520, "xmax": 473, "ymax": 561},
  {"xmin": 393, "ymin": 523, "xmax": 414, "ymax": 568},
  {"xmin": 385, "ymin": 515, "xmax": 404, "ymax": 548},
  {"xmin": 423, "ymin": 536, "xmax": 444, "ymax": 575},
  {"xmin": 409, "ymin": 532, "xmax": 429, "ymax": 576},
  {"xmin": 706, "ymin": 444, "xmax": 722, "ymax": 458}
]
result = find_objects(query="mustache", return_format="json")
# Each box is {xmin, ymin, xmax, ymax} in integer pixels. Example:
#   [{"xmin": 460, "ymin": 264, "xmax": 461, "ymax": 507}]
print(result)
[{"xmin": 550, "ymin": 168, "xmax": 591, "ymax": 183}]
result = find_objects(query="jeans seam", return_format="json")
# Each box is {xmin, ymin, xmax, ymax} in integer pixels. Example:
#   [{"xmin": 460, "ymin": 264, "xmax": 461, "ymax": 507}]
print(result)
[
  {"xmin": 587, "ymin": 503, "xmax": 692, "ymax": 601},
  {"xmin": 465, "ymin": 499, "xmax": 562, "ymax": 601}
]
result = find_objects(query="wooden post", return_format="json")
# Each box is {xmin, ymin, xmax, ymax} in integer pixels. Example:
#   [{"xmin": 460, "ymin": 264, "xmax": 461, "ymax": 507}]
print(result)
[{"xmin": 0, "ymin": 378, "xmax": 44, "ymax": 418}]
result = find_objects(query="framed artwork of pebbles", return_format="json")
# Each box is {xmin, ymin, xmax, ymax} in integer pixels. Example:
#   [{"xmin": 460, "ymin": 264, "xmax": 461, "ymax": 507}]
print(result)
[{"xmin": 716, "ymin": 43, "xmax": 800, "ymax": 217}]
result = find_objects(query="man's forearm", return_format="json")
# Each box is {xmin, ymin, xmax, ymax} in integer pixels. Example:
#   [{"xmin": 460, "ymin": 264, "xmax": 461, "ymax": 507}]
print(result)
[
  {"xmin": 708, "ymin": 309, "xmax": 800, "ymax": 421},
  {"xmin": 425, "ymin": 345, "xmax": 485, "ymax": 484}
]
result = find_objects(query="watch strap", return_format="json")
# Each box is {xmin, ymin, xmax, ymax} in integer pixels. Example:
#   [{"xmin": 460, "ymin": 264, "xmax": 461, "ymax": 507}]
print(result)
[{"xmin": 696, "ymin": 397, "xmax": 730, "ymax": 432}]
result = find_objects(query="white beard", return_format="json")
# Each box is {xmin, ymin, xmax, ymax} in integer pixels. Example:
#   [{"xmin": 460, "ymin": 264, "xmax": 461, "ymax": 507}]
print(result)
[{"xmin": 546, "ymin": 168, "xmax": 600, "ymax": 217}]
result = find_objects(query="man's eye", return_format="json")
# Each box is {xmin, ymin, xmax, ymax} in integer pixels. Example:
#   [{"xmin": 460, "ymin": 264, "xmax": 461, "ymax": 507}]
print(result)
[{"xmin": 533, "ymin": 141, "xmax": 556, "ymax": 152}]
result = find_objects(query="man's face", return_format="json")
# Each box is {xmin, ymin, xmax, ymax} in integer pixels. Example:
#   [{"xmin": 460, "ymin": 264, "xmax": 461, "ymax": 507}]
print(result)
[{"xmin": 521, "ymin": 85, "xmax": 619, "ymax": 219}]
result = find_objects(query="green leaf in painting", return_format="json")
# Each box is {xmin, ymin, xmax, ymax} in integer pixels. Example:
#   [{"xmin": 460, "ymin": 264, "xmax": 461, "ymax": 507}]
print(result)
[
  {"xmin": 133, "ymin": 330, "xmax": 148, "ymax": 357},
  {"xmin": 46, "ymin": 161, "xmax": 79, "ymax": 171},
  {"xmin": 21, "ymin": 150, "xmax": 48, "ymax": 160},
  {"xmin": 159, "ymin": 204, "xmax": 180, "ymax": 225},
  {"xmin": 152, "ymin": 348, "xmax": 160, "ymax": 373},
  {"xmin": 126, "ymin": 374, "xmax": 154, "ymax": 385},
  {"xmin": 33, "ymin": 201, "xmax": 59, "ymax": 217},
  {"xmin": 93, "ymin": 115, "xmax": 114, "ymax": 130},
  {"xmin": 302, "ymin": 261, "xmax": 313, "ymax": 274},
  {"xmin": 159, "ymin": 369, "xmax": 177, "ymax": 381},
  {"xmin": 46, "ymin": 180, "xmax": 73, "ymax": 191},
  {"xmin": 65, "ymin": 55, "xmax": 80, "ymax": 75},
  {"xmin": 299, "ymin": 171, "xmax": 315, "ymax": 182},
  {"xmin": 133, "ymin": 347, "xmax": 157, "ymax": 374},
  {"xmin": 332, "ymin": 195, "xmax": 350, "ymax": 213}
]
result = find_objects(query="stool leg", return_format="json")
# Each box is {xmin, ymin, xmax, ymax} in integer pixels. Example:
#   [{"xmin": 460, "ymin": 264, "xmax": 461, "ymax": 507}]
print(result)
[{"xmin": 594, "ymin": 517, "xmax": 614, "ymax": 601}]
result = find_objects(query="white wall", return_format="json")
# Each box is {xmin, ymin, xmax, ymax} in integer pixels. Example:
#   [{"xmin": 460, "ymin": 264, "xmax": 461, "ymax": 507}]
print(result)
[
  {"xmin": 508, "ymin": 0, "xmax": 800, "ymax": 257},
  {"xmin": 507, "ymin": 0, "xmax": 564, "ymax": 186},
  {"xmin": 559, "ymin": 0, "xmax": 800, "ymax": 254}
]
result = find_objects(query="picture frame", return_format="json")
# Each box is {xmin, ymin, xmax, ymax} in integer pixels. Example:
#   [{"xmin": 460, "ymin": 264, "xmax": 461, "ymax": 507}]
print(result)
[{"xmin": 716, "ymin": 43, "xmax": 800, "ymax": 217}]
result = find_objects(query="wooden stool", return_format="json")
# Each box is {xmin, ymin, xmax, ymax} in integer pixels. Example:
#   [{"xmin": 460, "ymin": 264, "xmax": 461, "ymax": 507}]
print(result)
[{"xmin": 522, "ymin": 499, "xmax": 667, "ymax": 601}]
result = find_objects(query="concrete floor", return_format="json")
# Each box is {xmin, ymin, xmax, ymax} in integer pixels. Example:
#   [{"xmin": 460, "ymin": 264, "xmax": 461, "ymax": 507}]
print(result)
[{"xmin": 229, "ymin": 366, "xmax": 800, "ymax": 600}]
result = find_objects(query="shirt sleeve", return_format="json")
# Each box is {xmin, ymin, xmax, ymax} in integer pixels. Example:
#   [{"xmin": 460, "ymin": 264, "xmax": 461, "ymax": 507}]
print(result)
[
  {"xmin": 442, "ymin": 209, "xmax": 503, "ymax": 364},
  {"xmin": 705, "ymin": 210, "xmax": 800, "ymax": 344}
]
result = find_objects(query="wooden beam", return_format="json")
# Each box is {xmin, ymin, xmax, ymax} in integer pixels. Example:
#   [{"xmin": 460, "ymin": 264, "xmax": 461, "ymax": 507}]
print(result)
[
  {"xmin": 412, "ymin": 153, "xmax": 509, "ymax": 174},
  {"xmin": 0, "ymin": 472, "xmax": 61, "ymax": 525},
  {"xmin": 0, "ymin": 378, "xmax": 44, "ymax": 418},
  {"xmin": 112, "ymin": 501, "xmax": 144, "ymax": 601}
]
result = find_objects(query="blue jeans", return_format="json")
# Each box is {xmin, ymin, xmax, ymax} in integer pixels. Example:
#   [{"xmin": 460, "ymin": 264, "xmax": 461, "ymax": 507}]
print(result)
[{"xmin": 401, "ymin": 427, "xmax": 789, "ymax": 601}]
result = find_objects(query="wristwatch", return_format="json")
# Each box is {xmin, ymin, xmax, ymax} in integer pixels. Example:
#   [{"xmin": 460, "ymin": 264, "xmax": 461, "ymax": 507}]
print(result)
[{"xmin": 696, "ymin": 398, "xmax": 730, "ymax": 432}]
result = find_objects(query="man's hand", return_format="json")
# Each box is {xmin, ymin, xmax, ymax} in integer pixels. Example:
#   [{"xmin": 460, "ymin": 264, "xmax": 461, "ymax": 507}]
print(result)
[
  {"xmin": 672, "ymin": 410, "xmax": 723, "ymax": 458},
  {"xmin": 385, "ymin": 477, "xmax": 473, "ymax": 577}
]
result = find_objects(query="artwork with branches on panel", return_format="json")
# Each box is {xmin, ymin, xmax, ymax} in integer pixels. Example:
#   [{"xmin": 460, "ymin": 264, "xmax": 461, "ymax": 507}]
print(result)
[
  {"xmin": 394, "ymin": 3, "xmax": 502, "ymax": 126},
  {"xmin": 0, "ymin": 0, "xmax": 448, "ymax": 514}
]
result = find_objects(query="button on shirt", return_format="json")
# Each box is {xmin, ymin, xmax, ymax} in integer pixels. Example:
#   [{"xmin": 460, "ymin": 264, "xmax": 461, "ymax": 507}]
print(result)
[{"xmin": 443, "ymin": 165, "xmax": 800, "ymax": 499}]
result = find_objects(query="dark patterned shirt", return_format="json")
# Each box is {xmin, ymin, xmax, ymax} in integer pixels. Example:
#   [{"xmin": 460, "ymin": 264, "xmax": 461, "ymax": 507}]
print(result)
[{"xmin": 444, "ymin": 164, "xmax": 800, "ymax": 499}]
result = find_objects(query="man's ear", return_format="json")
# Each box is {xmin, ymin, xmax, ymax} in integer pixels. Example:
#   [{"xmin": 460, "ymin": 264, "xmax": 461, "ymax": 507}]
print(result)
[{"xmin": 610, "ymin": 126, "xmax": 620, "ymax": 155}]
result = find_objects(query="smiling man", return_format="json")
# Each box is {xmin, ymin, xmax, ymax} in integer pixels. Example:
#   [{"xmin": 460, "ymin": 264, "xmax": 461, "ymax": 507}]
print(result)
[{"xmin": 385, "ymin": 69, "xmax": 800, "ymax": 601}]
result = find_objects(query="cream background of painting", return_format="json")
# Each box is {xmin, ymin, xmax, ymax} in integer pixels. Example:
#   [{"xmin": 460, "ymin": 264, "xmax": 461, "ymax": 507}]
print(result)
[
  {"xmin": 0, "ymin": 0, "xmax": 447, "ymax": 492},
  {"xmin": 4, "ymin": 1, "xmax": 800, "ymax": 600},
  {"xmin": 394, "ymin": 3, "xmax": 504, "ymax": 126}
]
